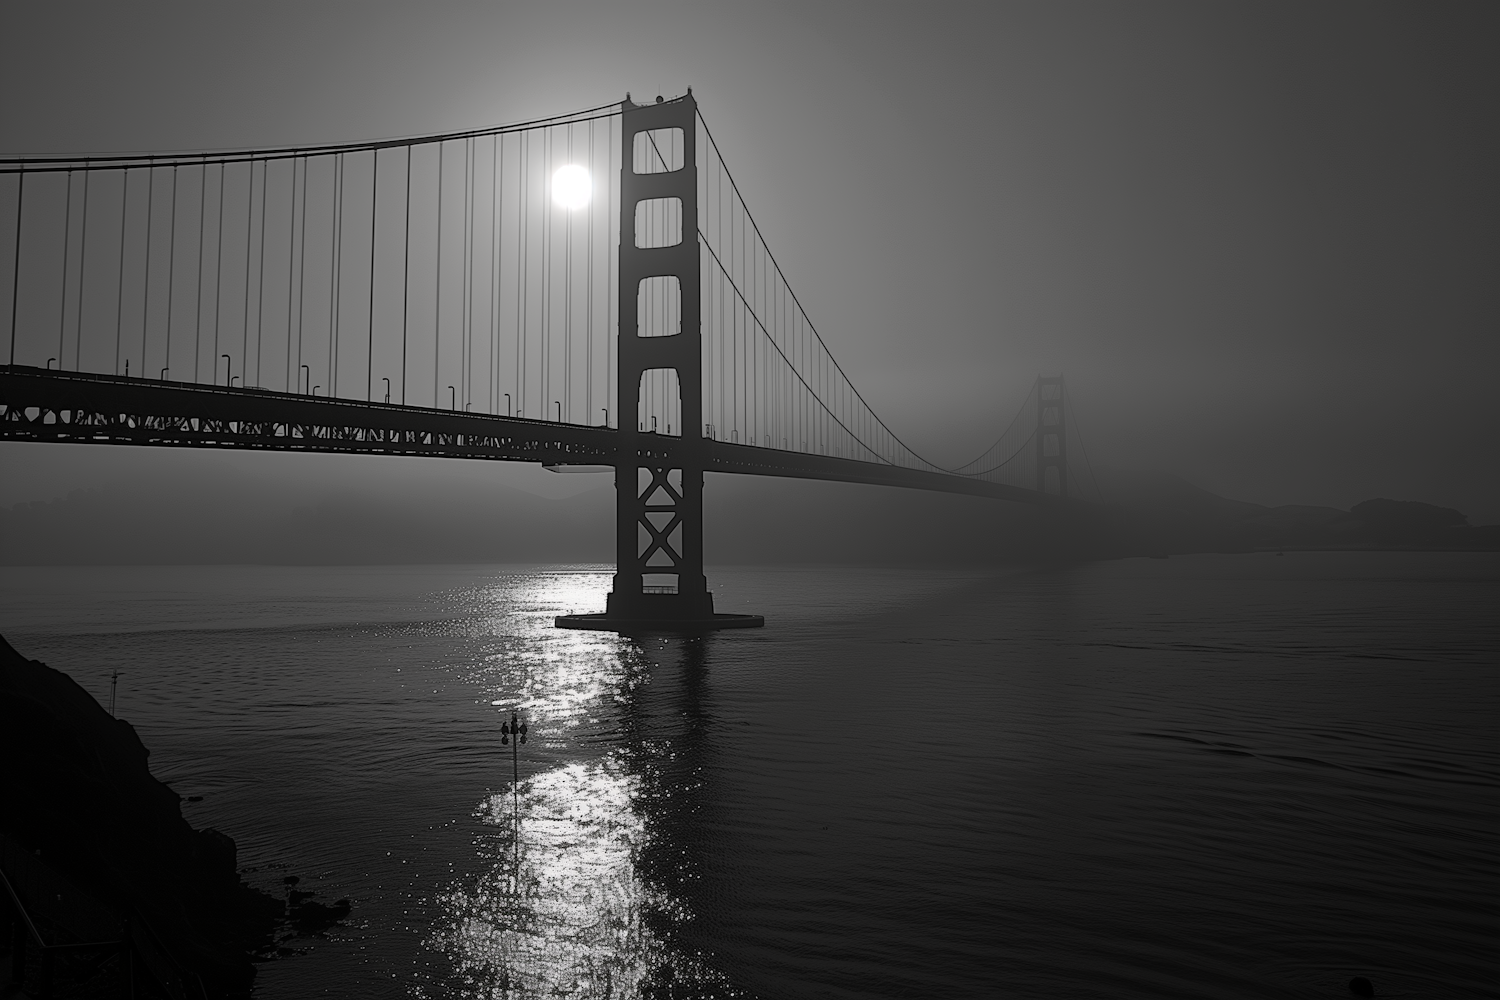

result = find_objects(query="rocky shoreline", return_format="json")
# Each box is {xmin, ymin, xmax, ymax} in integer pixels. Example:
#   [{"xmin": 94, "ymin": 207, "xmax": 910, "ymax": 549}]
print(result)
[{"xmin": 0, "ymin": 634, "xmax": 345, "ymax": 997}]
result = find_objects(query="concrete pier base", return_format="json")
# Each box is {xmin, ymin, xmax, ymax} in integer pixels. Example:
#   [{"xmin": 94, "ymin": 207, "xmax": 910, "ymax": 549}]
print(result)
[{"xmin": 554, "ymin": 612, "xmax": 764, "ymax": 633}]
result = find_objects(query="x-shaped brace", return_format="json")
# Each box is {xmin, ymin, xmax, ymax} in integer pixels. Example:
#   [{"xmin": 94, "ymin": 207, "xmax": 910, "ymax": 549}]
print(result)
[{"xmin": 637, "ymin": 467, "xmax": 683, "ymax": 567}]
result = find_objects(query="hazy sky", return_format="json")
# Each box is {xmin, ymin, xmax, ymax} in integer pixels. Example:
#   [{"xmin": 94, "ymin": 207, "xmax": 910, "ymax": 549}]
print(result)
[{"xmin": 3, "ymin": 0, "xmax": 1497, "ymax": 521}]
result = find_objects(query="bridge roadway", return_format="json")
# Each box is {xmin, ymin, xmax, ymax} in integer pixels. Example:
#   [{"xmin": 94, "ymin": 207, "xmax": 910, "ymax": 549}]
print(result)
[{"xmin": 0, "ymin": 366, "xmax": 1053, "ymax": 505}]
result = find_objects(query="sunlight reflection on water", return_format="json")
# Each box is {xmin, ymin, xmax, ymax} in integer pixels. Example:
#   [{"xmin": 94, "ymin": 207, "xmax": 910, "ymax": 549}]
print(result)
[
  {"xmin": 428, "ymin": 571, "xmax": 734, "ymax": 999},
  {"xmin": 437, "ymin": 760, "xmax": 655, "ymax": 999}
]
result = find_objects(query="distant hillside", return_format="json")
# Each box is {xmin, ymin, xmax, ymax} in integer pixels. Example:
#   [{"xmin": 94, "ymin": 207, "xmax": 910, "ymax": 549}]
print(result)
[{"xmin": 1085, "ymin": 471, "xmax": 1500, "ymax": 556}]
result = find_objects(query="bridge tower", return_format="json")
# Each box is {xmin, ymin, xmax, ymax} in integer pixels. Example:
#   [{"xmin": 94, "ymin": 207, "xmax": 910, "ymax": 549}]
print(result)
[
  {"xmin": 556, "ymin": 91, "xmax": 758, "ymax": 631},
  {"xmin": 604, "ymin": 91, "xmax": 710, "ymax": 623},
  {"xmin": 1036, "ymin": 376, "xmax": 1067, "ymax": 497}
]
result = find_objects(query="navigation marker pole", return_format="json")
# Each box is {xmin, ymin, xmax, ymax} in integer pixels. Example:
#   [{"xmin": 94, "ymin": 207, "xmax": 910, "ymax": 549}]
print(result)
[{"xmin": 500, "ymin": 710, "xmax": 527, "ymax": 891}]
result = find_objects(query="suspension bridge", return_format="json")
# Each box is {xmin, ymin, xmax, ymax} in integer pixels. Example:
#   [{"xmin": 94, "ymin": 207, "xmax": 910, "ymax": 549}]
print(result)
[{"xmin": 0, "ymin": 91, "xmax": 1085, "ymax": 630}]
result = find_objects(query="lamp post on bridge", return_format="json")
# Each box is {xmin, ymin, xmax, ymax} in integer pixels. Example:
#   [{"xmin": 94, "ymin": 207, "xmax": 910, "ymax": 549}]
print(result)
[
  {"xmin": 221, "ymin": 354, "xmax": 231, "ymax": 388},
  {"xmin": 382, "ymin": 378, "xmax": 390, "ymax": 403},
  {"xmin": 301, "ymin": 364, "xmax": 310, "ymax": 394}
]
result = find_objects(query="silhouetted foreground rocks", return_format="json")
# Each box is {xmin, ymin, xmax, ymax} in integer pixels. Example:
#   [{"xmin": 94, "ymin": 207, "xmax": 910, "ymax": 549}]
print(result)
[
  {"xmin": 0, "ymin": 634, "xmax": 285, "ymax": 997},
  {"xmin": 280, "ymin": 875, "xmax": 352, "ymax": 939}
]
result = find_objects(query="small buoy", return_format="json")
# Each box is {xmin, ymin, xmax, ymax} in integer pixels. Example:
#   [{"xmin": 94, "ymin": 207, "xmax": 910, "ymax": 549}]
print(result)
[{"xmin": 1349, "ymin": 976, "xmax": 1374, "ymax": 997}]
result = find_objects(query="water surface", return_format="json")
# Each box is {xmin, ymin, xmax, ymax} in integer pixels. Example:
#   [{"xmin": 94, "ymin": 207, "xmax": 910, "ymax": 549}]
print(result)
[{"xmin": 3, "ymin": 553, "xmax": 1496, "ymax": 998}]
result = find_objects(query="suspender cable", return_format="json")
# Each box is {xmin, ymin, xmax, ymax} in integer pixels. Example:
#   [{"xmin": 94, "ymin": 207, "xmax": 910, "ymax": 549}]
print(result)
[
  {"xmin": 401, "ymin": 144, "xmax": 411, "ymax": 404},
  {"xmin": 699, "ymin": 110, "xmax": 951, "ymax": 471},
  {"xmin": 490, "ymin": 133, "xmax": 499, "ymax": 414},
  {"xmin": 699, "ymin": 236, "xmax": 882, "ymax": 462},
  {"xmin": 164, "ymin": 165, "xmax": 178, "ymax": 379},
  {"xmin": 585, "ymin": 119, "xmax": 593, "ymax": 422},
  {"xmin": 464, "ymin": 137, "xmax": 473, "ymax": 409},
  {"xmin": 195, "ymin": 158, "xmax": 207, "ymax": 382},
  {"xmin": 564, "ymin": 125, "xmax": 572, "ymax": 422},
  {"xmin": 7, "ymin": 165, "xmax": 21, "ymax": 365},
  {"xmin": 549, "ymin": 130, "xmax": 555, "ymax": 419},
  {"xmin": 140, "ymin": 160, "xmax": 155, "ymax": 377},
  {"xmin": 606, "ymin": 117, "xmax": 613, "ymax": 427},
  {"xmin": 115, "ymin": 168, "xmax": 126, "ymax": 374},
  {"xmin": 518, "ymin": 131, "xmax": 527, "ymax": 417},
  {"xmin": 330, "ymin": 153, "xmax": 345, "ymax": 397},
  {"xmin": 213, "ymin": 161, "xmax": 228, "ymax": 383},
  {"xmin": 284, "ymin": 159, "xmax": 297, "ymax": 392},
  {"xmin": 366, "ymin": 148, "xmax": 378, "ymax": 401},
  {"xmin": 241, "ymin": 160, "xmax": 255, "ymax": 387},
  {"xmin": 295, "ymin": 157, "xmax": 309, "ymax": 392},
  {"xmin": 58, "ymin": 170, "xmax": 72, "ymax": 365},
  {"xmin": 75, "ymin": 169, "xmax": 90, "ymax": 370},
  {"xmin": 435, "ymin": 141, "xmax": 444, "ymax": 408},
  {"xmin": 255, "ymin": 157, "xmax": 268, "ymax": 387}
]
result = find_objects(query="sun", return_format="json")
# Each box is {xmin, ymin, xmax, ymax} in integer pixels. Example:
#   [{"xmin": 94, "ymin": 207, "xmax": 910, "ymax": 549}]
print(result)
[{"xmin": 552, "ymin": 165, "xmax": 592, "ymax": 210}]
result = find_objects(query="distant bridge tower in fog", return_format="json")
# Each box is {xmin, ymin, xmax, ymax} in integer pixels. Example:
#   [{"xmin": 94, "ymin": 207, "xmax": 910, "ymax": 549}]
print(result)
[
  {"xmin": 0, "ymin": 90, "xmax": 1089, "ymax": 632},
  {"xmin": 1037, "ymin": 376, "xmax": 1067, "ymax": 497}
]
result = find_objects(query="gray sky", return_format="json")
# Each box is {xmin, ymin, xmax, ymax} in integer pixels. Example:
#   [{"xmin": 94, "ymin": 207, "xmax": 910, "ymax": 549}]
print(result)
[{"xmin": 3, "ymin": 0, "xmax": 1497, "ymax": 521}]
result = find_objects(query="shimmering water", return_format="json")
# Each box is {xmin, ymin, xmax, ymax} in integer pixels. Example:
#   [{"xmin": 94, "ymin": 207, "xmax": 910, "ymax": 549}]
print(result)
[{"xmin": 2, "ymin": 553, "xmax": 1496, "ymax": 999}]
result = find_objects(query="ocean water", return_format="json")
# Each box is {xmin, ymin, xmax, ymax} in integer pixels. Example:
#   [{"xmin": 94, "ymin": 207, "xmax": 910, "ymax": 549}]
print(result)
[{"xmin": 1, "ymin": 553, "xmax": 1496, "ymax": 999}]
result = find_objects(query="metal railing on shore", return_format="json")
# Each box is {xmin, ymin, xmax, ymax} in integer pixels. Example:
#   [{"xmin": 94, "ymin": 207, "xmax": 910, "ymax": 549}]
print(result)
[{"xmin": 1, "ymin": 833, "xmax": 203, "ymax": 1000}]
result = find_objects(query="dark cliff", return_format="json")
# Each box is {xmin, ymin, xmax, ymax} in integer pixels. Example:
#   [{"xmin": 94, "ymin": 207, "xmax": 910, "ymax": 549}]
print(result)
[{"xmin": 0, "ymin": 634, "xmax": 281, "ymax": 997}]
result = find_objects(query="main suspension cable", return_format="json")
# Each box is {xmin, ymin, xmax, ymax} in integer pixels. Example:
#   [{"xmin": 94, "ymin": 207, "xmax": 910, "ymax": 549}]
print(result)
[{"xmin": 697, "ymin": 109, "xmax": 1034, "ymax": 477}]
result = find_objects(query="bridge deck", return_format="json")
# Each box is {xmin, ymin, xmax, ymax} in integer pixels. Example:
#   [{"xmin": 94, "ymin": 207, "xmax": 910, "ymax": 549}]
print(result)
[{"xmin": 0, "ymin": 367, "xmax": 1052, "ymax": 505}]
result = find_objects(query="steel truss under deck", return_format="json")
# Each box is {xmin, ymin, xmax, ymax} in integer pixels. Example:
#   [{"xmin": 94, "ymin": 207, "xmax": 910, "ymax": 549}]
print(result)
[
  {"xmin": 2, "ymin": 365, "xmax": 1056, "ymax": 509},
  {"xmin": 0, "ymin": 367, "xmax": 620, "ymax": 465},
  {"xmin": 0, "ymin": 366, "xmax": 1054, "ymax": 507}
]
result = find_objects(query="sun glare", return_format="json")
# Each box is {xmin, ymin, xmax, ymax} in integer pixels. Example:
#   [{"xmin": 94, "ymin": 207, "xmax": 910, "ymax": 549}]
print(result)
[{"xmin": 552, "ymin": 165, "xmax": 592, "ymax": 210}]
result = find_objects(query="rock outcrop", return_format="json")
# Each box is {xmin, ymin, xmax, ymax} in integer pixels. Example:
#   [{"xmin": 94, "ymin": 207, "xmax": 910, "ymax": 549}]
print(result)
[{"xmin": 0, "ymin": 634, "xmax": 283, "ymax": 997}]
